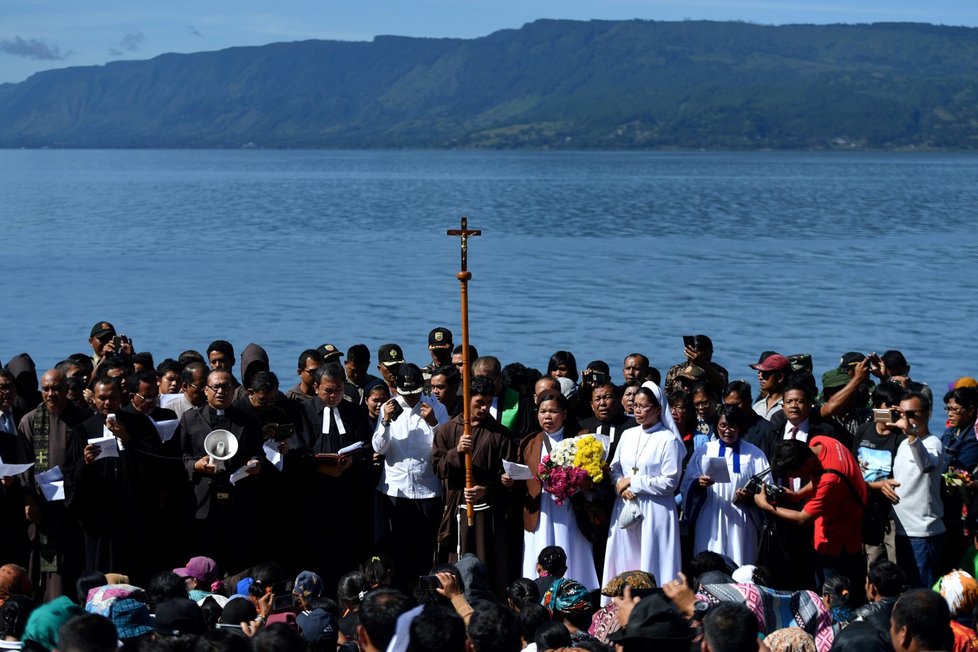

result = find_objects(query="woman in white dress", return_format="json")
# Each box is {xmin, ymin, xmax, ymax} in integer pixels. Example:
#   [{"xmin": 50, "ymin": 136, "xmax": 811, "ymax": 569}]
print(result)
[
  {"xmin": 514, "ymin": 391, "xmax": 600, "ymax": 589},
  {"xmin": 680, "ymin": 404, "xmax": 769, "ymax": 566},
  {"xmin": 602, "ymin": 383, "xmax": 685, "ymax": 590}
]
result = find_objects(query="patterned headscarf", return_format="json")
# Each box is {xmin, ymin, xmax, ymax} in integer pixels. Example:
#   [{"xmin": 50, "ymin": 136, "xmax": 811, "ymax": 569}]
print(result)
[
  {"xmin": 935, "ymin": 570, "xmax": 978, "ymax": 616},
  {"xmin": 542, "ymin": 578, "xmax": 592, "ymax": 616},
  {"xmin": 601, "ymin": 571, "xmax": 657, "ymax": 597}
]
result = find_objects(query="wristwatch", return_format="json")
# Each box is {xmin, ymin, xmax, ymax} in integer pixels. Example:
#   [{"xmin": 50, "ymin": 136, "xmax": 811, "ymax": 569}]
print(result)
[{"xmin": 691, "ymin": 600, "xmax": 711, "ymax": 620}]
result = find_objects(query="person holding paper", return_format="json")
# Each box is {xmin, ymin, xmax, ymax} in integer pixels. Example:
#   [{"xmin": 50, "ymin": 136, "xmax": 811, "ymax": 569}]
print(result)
[
  {"xmin": 177, "ymin": 369, "xmax": 265, "ymax": 573},
  {"xmin": 602, "ymin": 383, "xmax": 685, "ymax": 594},
  {"xmin": 514, "ymin": 391, "xmax": 599, "ymax": 590},
  {"xmin": 124, "ymin": 370, "xmax": 178, "ymax": 424},
  {"xmin": 63, "ymin": 377, "xmax": 168, "ymax": 584},
  {"xmin": 0, "ymin": 368, "xmax": 30, "ymax": 570},
  {"xmin": 14, "ymin": 368, "xmax": 91, "ymax": 600},
  {"xmin": 432, "ymin": 375, "xmax": 517, "ymax": 598},
  {"xmin": 294, "ymin": 362, "xmax": 372, "ymax": 589},
  {"xmin": 679, "ymin": 404, "xmax": 769, "ymax": 566}
]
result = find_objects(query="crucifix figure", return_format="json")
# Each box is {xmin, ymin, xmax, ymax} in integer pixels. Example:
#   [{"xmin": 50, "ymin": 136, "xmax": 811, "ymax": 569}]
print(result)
[
  {"xmin": 447, "ymin": 216, "xmax": 481, "ymax": 272},
  {"xmin": 447, "ymin": 216, "xmax": 481, "ymax": 525}
]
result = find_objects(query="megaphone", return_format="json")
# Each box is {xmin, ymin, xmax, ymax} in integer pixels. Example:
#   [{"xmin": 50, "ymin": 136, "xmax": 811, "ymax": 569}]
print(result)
[{"xmin": 203, "ymin": 429, "xmax": 238, "ymax": 471}]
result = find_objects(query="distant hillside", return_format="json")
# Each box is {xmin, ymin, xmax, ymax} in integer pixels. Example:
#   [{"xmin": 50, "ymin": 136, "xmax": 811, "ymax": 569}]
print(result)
[{"xmin": 2, "ymin": 19, "xmax": 978, "ymax": 149}]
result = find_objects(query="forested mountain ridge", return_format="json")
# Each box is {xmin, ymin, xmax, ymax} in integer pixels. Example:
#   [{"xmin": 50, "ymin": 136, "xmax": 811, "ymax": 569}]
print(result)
[{"xmin": 2, "ymin": 19, "xmax": 977, "ymax": 149}]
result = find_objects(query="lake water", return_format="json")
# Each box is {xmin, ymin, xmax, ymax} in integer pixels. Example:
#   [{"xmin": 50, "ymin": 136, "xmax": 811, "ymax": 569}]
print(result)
[{"xmin": 2, "ymin": 149, "xmax": 976, "ymax": 421}]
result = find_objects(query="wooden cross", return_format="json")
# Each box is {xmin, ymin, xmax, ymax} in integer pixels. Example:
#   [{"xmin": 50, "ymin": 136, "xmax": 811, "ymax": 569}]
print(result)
[{"xmin": 447, "ymin": 216, "xmax": 481, "ymax": 272}]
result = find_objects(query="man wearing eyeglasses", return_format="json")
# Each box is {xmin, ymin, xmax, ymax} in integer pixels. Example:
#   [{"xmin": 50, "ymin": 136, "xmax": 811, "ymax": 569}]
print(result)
[
  {"xmin": 286, "ymin": 349, "xmax": 324, "ymax": 403},
  {"xmin": 295, "ymin": 362, "xmax": 372, "ymax": 587},
  {"xmin": 891, "ymin": 391, "xmax": 944, "ymax": 588},
  {"xmin": 167, "ymin": 362, "xmax": 208, "ymax": 419},
  {"xmin": 177, "ymin": 369, "xmax": 265, "ymax": 571}
]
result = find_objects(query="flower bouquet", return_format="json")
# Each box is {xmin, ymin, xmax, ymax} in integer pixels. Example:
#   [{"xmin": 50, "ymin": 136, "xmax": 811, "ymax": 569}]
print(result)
[
  {"xmin": 943, "ymin": 466, "xmax": 974, "ymax": 535},
  {"xmin": 538, "ymin": 434, "xmax": 614, "ymax": 541},
  {"xmin": 943, "ymin": 467, "xmax": 973, "ymax": 488}
]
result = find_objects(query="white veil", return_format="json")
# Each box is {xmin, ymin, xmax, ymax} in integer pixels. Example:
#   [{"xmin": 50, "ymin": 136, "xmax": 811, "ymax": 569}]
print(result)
[{"xmin": 641, "ymin": 380, "xmax": 682, "ymax": 439}]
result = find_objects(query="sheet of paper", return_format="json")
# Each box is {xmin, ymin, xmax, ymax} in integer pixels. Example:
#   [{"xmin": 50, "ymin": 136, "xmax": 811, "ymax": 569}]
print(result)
[
  {"xmin": 502, "ymin": 459, "xmax": 534, "ymax": 481},
  {"xmin": 263, "ymin": 439, "xmax": 283, "ymax": 471},
  {"xmin": 87, "ymin": 435, "xmax": 119, "ymax": 461},
  {"xmin": 338, "ymin": 441, "xmax": 364, "ymax": 456},
  {"xmin": 154, "ymin": 419, "xmax": 179, "ymax": 442},
  {"xmin": 229, "ymin": 460, "xmax": 258, "ymax": 486},
  {"xmin": 0, "ymin": 462, "xmax": 34, "ymax": 477},
  {"xmin": 159, "ymin": 393, "xmax": 183, "ymax": 408},
  {"xmin": 42, "ymin": 480, "xmax": 65, "ymax": 502},
  {"xmin": 704, "ymin": 456, "xmax": 731, "ymax": 483},
  {"xmin": 37, "ymin": 466, "xmax": 65, "ymax": 501}
]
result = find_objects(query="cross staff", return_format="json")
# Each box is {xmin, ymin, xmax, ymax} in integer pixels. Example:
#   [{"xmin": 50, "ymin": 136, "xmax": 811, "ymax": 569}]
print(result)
[{"xmin": 447, "ymin": 216, "xmax": 481, "ymax": 526}]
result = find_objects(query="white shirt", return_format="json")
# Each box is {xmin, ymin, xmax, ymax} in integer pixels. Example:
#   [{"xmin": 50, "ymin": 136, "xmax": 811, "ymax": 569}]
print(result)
[
  {"xmin": 783, "ymin": 419, "xmax": 810, "ymax": 442},
  {"xmin": 372, "ymin": 395, "xmax": 448, "ymax": 499}
]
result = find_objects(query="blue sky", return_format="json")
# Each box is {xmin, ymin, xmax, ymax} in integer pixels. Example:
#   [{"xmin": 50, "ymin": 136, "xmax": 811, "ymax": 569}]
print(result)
[{"xmin": 2, "ymin": 0, "xmax": 976, "ymax": 84}]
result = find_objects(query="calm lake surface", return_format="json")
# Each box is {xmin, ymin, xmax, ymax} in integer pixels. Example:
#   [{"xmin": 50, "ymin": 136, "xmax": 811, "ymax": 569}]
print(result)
[{"xmin": 2, "ymin": 149, "xmax": 976, "ymax": 420}]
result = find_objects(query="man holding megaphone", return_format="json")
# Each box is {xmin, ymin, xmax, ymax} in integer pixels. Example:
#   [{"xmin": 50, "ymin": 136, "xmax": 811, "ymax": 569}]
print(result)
[{"xmin": 177, "ymin": 369, "xmax": 265, "ymax": 572}]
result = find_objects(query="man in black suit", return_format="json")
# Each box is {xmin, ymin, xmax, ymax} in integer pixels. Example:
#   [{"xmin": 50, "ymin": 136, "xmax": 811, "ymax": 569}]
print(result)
[
  {"xmin": 296, "ymin": 362, "xmax": 372, "ymax": 587},
  {"xmin": 178, "ymin": 369, "xmax": 264, "ymax": 571},
  {"xmin": 62, "ymin": 377, "xmax": 167, "ymax": 583}
]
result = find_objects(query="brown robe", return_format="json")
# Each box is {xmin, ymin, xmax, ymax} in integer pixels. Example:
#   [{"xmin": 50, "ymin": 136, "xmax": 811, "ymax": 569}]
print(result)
[{"xmin": 432, "ymin": 414, "xmax": 517, "ymax": 596}]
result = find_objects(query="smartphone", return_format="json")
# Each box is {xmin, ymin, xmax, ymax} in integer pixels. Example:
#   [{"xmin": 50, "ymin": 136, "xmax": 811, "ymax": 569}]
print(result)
[
  {"xmin": 111, "ymin": 335, "xmax": 123, "ymax": 350},
  {"xmin": 418, "ymin": 575, "xmax": 441, "ymax": 591},
  {"xmin": 389, "ymin": 401, "xmax": 404, "ymax": 421},
  {"xmin": 626, "ymin": 585, "xmax": 662, "ymax": 598},
  {"xmin": 682, "ymin": 335, "xmax": 696, "ymax": 349},
  {"xmin": 872, "ymin": 409, "xmax": 891, "ymax": 423},
  {"xmin": 588, "ymin": 371, "xmax": 609, "ymax": 386}
]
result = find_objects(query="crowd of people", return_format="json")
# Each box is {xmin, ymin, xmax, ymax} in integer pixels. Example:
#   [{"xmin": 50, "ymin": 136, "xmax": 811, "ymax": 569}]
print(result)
[{"xmin": 0, "ymin": 321, "xmax": 976, "ymax": 651}]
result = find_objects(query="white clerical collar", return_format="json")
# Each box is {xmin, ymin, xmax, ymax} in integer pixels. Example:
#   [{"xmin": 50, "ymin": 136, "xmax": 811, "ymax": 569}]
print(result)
[{"xmin": 322, "ymin": 406, "xmax": 346, "ymax": 435}]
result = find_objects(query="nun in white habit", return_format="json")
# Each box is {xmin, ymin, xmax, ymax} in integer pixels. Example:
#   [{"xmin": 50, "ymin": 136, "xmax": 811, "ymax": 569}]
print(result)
[{"xmin": 601, "ymin": 381, "xmax": 685, "ymax": 595}]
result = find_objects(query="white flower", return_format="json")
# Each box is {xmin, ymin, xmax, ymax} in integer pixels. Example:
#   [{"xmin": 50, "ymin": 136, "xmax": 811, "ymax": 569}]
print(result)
[{"xmin": 551, "ymin": 438, "xmax": 578, "ymax": 467}]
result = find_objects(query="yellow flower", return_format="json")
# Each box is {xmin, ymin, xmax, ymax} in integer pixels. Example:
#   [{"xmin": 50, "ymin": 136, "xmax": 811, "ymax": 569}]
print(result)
[{"xmin": 573, "ymin": 435, "xmax": 606, "ymax": 483}]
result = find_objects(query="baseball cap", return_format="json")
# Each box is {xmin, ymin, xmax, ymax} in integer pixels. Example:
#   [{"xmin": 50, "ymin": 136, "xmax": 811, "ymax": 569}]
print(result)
[
  {"xmin": 317, "ymin": 343, "xmax": 344, "ymax": 362},
  {"xmin": 90, "ymin": 321, "xmax": 116, "ymax": 339},
  {"xmin": 172, "ymin": 556, "xmax": 218, "ymax": 585},
  {"xmin": 297, "ymin": 608, "xmax": 339, "ymax": 644},
  {"xmin": 839, "ymin": 351, "xmax": 866, "ymax": 369},
  {"xmin": 428, "ymin": 327, "xmax": 453, "ymax": 347},
  {"xmin": 292, "ymin": 571, "xmax": 324, "ymax": 601},
  {"xmin": 750, "ymin": 353, "xmax": 790, "ymax": 373},
  {"xmin": 395, "ymin": 364, "xmax": 424, "ymax": 395},
  {"xmin": 822, "ymin": 368, "xmax": 851, "ymax": 390},
  {"xmin": 378, "ymin": 343, "xmax": 405, "ymax": 367}
]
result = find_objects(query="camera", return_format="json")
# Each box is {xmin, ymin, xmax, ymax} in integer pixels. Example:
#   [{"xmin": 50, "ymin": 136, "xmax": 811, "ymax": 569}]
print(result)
[
  {"xmin": 418, "ymin": 575, "xmax": 441, "ymax": 591},
  {"xmin": 872, "ymin": 409, "xmax": 896, "ymax": 424},
  {"xmin": 744, "ymin": 471, "xmax": 785, "ymax": 504},
  {"xmin": 266, "ymin": 422, "xmax": 295, "ymax": 441}
]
